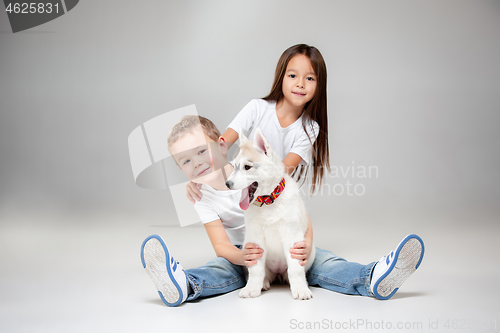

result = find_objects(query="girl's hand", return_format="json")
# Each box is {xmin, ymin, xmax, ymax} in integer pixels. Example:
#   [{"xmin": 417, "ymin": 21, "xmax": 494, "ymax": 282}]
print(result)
[
  {"xmin": 242, "ymin": 243, "xmax": 264, "ymax": 267},
  {"xmin": 186, "ymin": 181, "xmax": 203, "ymax": 204},
  {"xmin": 290, "ymin": 241, "xmax": 311, "ymax": 266}
]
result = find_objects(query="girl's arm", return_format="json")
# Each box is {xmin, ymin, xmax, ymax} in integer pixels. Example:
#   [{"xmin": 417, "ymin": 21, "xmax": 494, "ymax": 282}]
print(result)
[
  {"xmin": 222, "ymin": 128, "xmax": 303, "ymax": 175},
  {"xmin": 204, "ymin": 219, "xmax": 263, "ymax": 266},
  {"xmin": 186, "ymin": 181, "xmax": 202, "ymax": 204},
  {"xmin": 185, "ymin": 150, "xmax": 302, "ymax": 203},
  {"xmin": 290, "ymin": 215, "xmax": 314, "ymax": 266},
  {"xmin": 220, "ymin": 128, "xmax": 238, "ymax": 150},
  {"xmin": 282, "ymin": 153, "xmax": 313, "ymax": 266},
  {"xmin": 282, "ymin": 152, "xmax": 303, "ymax": 175}
]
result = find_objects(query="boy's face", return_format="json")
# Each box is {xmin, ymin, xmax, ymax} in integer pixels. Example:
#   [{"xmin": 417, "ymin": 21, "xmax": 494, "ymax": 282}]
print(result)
[{"xmin": 169, "ymin": 125, "xmax": 228, "ymax": 184}]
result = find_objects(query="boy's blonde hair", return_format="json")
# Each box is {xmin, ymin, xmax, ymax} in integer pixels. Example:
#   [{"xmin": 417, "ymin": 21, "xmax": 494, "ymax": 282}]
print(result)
[{"xmin": 167, "ymin": 115, "xmax": 221, "ymax": 151}]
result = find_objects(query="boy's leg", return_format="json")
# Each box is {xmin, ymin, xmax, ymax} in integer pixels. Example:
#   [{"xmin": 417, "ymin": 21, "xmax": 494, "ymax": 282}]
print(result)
[
  {"xmin": 185, "ymin": 256, "xmax": 246, "ymax": 301},
  {"xmin": 307, "ymin": 247, "xmax": 376, "ymax": 297},
  {"xmin": 308, "ymin": 234, "xmax": 425, "ymax": 300},
  {"xmin": 141, "ymin": 235, "xmax": 189, "ymax": 307},
  {"xmin": 141, "ymin": 235, "xmax": 246, "ymax": 306},
  {"xmin": 370, "ymin": 234, "xmax": 424, "ymax": 300}
]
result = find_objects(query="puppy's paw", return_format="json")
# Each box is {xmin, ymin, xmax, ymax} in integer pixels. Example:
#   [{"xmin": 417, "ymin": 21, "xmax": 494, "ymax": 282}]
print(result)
[
  {"xmin": 263, "ymin": 278, "xmax": 271, "ymax": 291},
  {"xmin": 239, "ymin": 287, "xmax": 262, "ymax": 298},
  {"xmin": 291, "ymin": 286, "xmax": 313, "ymax": 300}
]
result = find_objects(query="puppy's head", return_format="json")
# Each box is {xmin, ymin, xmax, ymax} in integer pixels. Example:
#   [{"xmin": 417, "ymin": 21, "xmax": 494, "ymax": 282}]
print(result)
[{"xmin": 225, "ymin": 128, "xmax": 284, "ymax": 210}]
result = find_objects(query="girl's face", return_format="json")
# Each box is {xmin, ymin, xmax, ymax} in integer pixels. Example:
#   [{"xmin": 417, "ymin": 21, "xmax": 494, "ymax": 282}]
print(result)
[{"xmin": 281, "ymin": 54, "xmax": 317, "ymax": 108}]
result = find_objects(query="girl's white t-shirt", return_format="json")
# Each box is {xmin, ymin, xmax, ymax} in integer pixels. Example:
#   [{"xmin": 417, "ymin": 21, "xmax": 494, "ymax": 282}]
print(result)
[{"xmin": 227, "ymin": 99, "xmax": 320, "ymax": 166}]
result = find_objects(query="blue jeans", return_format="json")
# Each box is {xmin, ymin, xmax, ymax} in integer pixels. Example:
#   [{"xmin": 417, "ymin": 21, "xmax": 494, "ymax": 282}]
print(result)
[{"xmin": 185, "ymin": 247, "xmax": 376, "ymax": 301}]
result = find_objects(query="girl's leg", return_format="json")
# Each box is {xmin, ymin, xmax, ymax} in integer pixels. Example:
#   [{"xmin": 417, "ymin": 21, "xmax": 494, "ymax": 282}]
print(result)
[
  {"xmin": 306, "ymin": 247, "xmax": 376, "ymax": 297},
  {"xmin": 185, "ymin": 256, "xmax": 246, "ymax": 301}
]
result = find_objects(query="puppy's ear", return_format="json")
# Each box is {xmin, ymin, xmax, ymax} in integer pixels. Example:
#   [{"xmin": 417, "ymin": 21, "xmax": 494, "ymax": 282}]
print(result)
[
  {"xmin": 253, "ymin": 128, "xmax": 273, "ymax": 156},
  {"xmin": 238, "ymin": 128, "xmax": 249, "ymax": 144}
]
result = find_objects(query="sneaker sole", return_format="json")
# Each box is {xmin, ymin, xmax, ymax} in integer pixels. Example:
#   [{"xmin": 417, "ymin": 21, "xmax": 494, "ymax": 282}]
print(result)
[
  {"xmin": 140, "ymin": 235, "xmax": 184, "ymax": 306},
  {"xmin": 373, "ymin": 234, "xmax": 424, "ymax": 300}
]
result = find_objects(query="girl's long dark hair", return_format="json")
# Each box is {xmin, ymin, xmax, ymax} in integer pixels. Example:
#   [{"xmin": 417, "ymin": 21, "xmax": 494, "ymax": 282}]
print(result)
[{"xmin": 262, "ymin": 44, "xmax": 330, "ymax": 194}]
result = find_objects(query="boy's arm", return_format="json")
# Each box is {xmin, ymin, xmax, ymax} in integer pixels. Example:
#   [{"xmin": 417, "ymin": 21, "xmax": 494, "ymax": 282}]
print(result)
[{"xmin": 204, "ymin": 219, "xmax": 262, "ymax": 266}]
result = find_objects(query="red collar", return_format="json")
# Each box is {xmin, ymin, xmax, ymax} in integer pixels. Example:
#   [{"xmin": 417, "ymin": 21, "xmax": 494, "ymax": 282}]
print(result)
[{"xmin": 252, "ymin": 178, "xmax": 286, "ymax": 207}]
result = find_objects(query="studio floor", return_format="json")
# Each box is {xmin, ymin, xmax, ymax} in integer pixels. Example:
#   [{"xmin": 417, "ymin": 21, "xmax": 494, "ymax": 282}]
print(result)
[{"xmin": 0, "ymin": 208, "xmax": 499, "ymax": 333}]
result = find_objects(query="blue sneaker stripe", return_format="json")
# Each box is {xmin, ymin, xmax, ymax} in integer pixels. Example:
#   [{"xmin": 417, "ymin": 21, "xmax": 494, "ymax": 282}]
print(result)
[
  {"xmin": 385, "ymin": 251, "xmax": 394, "ymax": 265},
  {"xmin": 415, "ymin": 237, "xmax": 425, "ymax": 269}
]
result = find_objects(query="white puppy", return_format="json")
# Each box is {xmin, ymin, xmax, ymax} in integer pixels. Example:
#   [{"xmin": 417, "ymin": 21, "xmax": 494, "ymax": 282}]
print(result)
[{"xmin": 225, "ymin": 128, "xmax": 315, "ymax": 300}]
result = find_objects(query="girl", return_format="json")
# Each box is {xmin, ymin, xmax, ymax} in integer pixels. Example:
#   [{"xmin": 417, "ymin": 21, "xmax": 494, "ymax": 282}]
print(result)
[
  {"xmin": 186, "ymin": 43, "xmax": 330, "ymax": 202},
  {"xmin": 186, "ymin": 44, "xmax": 329, "ymax": 269}
]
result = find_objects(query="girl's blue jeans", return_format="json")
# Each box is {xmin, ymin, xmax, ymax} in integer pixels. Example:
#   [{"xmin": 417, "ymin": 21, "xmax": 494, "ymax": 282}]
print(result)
[{"xmin": 185, "ymin": 247, "xmax": 376, "ymax": 301}]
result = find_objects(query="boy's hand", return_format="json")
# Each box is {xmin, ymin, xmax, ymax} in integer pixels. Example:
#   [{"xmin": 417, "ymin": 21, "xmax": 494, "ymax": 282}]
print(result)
[
  {"xmin": 290, "ymin": 241, "xmax": 311, "ymax": 266},
  {"xmin": 242, "ymin": 243, "xmax": 264, "ymax": 267},
  {"xmin": 186, "ymin": 181, "xmax": 203, "ymax": 204}
]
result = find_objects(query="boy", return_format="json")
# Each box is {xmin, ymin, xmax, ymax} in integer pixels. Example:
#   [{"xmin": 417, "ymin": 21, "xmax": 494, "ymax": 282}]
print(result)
[{"xmin": 140, "ymin": 116, "xmax": 424, "ymax": 306}]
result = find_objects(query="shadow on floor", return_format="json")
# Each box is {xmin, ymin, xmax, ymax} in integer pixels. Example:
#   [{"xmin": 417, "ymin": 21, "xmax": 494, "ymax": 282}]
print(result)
[{"xmin": 390, "ymin": 291, "xmax": 428, "ymax": 300}]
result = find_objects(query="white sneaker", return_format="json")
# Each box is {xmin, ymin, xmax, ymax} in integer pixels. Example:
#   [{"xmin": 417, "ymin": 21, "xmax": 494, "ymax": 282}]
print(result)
[
  {"xmin": 370, "ymin": 234, "xmax": 424, "ymax": 300},
  {"xmin": 140, "ymin": 235, "xmax": 188, "ymax": 306}
]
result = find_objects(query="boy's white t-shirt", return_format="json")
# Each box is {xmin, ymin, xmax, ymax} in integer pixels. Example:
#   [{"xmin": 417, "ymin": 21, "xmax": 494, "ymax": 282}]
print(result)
[
  {"xmin": 227, "ymin": 99, "xmax": 320, "ymax": 165},
  {"xmin": 193, "ymin": 184, "xmax": 246, "ymax": 246}
]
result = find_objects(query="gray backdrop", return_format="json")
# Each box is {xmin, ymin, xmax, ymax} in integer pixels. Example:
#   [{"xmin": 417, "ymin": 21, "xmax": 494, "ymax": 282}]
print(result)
[
  {"xmin": 1, "ymin": 1, "xmax": 500, "ymax": 332},
  {"xmin": 1, "ymin": 0, "xmax": 498, "ymax": 229}
]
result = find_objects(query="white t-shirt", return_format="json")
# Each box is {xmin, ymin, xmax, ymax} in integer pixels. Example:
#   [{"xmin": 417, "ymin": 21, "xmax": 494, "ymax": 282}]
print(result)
[
  {"xmin": 193, "ymin": 184, "xmax": 246, "ymax": 246},
  {"xmin": 227, "ymin": 99, "xmax": 320, "ymax": 165}
]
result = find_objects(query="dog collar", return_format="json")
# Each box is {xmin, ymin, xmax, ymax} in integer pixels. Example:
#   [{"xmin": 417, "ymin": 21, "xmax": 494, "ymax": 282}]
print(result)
[{"xmin": 252, "ymin": 178, "xmax": 286, "ymax": 207}]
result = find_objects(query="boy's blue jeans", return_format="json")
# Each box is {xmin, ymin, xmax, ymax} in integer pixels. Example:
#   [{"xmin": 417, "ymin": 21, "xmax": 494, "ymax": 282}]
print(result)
[{"xmin": 185, "ymin": 247, "xmax": 376, "ymax": 301}]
